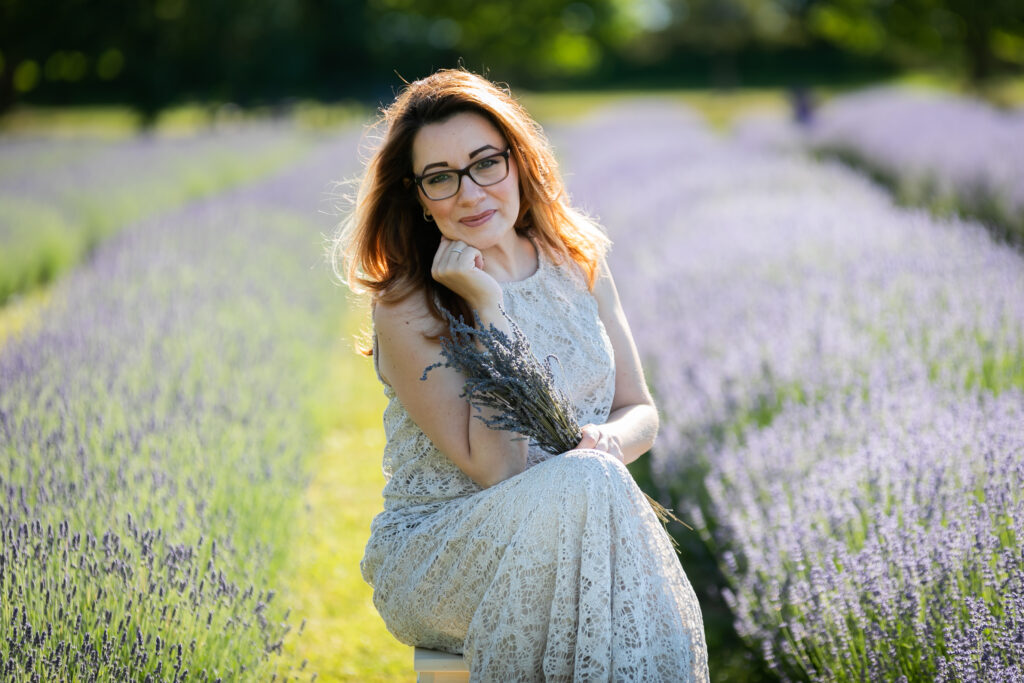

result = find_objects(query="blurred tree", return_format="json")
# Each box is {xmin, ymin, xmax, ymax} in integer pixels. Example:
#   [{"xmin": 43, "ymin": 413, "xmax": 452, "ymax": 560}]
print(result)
[
  {"xmin": 803, "ymin": 0, "xmax": 1024, "ymax": 83},
  {"xmin": 660, "ymin": 0, "xmax": 807, "ymax": 50},
  {"xmin": 1, "ymin": 0, "xmax": 650, "ymax": 116},
  {"xmin": 0, "ymin": 0, "xmax": 373, "ymax": 120},
  {"xmin": 362, "ymin": 0, "xmax": 645, "ymax": 85},
  {"xmin": 630, "ymin": 0, "xmax": 812, "ymax": 86},
  {"xmin": 4, "ymin": 0, "xmax": 1021, "ymax": 118}
]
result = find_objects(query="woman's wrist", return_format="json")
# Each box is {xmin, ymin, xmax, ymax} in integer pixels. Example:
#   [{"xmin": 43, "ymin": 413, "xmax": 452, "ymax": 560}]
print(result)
[{"xmin": 468, "ymin": 300, "xmax": 506, "ymax": 326}]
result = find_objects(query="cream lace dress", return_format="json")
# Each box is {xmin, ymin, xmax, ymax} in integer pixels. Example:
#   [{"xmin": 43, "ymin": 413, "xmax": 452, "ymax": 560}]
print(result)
[{"xmin": 361, "ymin": 248, "xmax": 709, "ymax": 681}]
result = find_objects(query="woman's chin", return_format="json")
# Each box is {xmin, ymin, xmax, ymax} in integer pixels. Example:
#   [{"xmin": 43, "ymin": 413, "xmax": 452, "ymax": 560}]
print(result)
[{"xmin": 444, "ymin": 222, "xmax": 516, "ymax": 251}]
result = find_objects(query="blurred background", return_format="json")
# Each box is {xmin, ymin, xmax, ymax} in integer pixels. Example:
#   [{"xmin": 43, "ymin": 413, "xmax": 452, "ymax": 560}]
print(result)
[
  {"xmin": 3, "ymin": 0, "xmax": 1023, "ymax": 125},
  {"xmin": 3, "ymin": 3, "xmax": 1024, "ymax": 682}
]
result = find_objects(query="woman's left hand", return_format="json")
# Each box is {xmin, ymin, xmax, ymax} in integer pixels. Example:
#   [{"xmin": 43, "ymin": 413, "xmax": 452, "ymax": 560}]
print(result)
[{"xmin": 576, "ymin": 424, "xmax": 624, "ymax": 463}]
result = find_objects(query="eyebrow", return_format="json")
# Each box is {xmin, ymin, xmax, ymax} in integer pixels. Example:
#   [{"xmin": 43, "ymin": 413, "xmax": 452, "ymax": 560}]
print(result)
[
  {"xmin": 468, "ymin": 144, "xmax": 498, "ymax": 159},
  {"xmin": 420, "ymin": 144, "xmax": 500, "ymax": 174}
]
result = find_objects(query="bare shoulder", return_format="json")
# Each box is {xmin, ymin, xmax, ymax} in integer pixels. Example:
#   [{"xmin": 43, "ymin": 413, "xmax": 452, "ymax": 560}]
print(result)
[
  {"xmin": 591, "ymin": 257, "xmax": 619, "ymax": 311},
  {"xmin": 373, "ymin": 289, "xmax": 437, "ymax": 340}
]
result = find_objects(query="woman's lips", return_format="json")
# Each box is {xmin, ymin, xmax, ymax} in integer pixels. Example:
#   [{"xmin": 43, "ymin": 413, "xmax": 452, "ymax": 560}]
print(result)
[{"xmin": 459, "ymin": 210, "xmax": 496, "ymax": 227}]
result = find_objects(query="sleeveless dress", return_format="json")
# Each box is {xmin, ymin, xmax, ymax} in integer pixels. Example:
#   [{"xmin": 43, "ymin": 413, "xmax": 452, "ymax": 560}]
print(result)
[{"xmin": 360, "ymin": 248, "xmax": 709, "ymax": 682}]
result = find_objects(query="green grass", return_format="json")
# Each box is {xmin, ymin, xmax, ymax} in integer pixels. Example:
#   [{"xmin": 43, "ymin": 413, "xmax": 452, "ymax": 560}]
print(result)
[
  {"xmin": 273, "ymin": 306, "xmax": 413, "ymax": 682},
  {"xmin": 519, "ymin": 71, "xmax": 1023, "ymax": 140},
  {"xmin": 0, "ymin": 101, "xmax": 371, "ymax": 138},
  {"xmin": 0, "ymin": 278, "xmax": 57, "ymax": 350},
  {"xmin": 0, "ymin": 105, "xmax": 146, "ymax": 139},
  {"xmin": 887, "ymin": 69, "xmax": 1024, "ymax": 107},
  {"xmin": 521, "ymin": 87, "xmax": 790, "ymax": 130}
]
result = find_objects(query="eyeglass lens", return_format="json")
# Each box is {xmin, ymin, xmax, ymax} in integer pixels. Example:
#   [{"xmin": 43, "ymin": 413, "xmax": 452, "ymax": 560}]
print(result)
[{"xmin": 420, "ymin": 153, "xmax": 509, "ymax": 200}]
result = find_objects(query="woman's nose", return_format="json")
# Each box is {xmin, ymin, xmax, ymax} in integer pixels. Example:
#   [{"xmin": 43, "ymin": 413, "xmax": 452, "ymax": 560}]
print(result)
[{"xmin": 457, "ymin": 175, "xmax": 486, "ymax": 202}]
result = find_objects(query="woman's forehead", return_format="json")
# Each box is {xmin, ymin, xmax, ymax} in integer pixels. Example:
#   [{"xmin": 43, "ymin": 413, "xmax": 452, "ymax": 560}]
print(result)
[{"xmin": 411, "ymin": 111, "xmax": 505, "ymax": 170}]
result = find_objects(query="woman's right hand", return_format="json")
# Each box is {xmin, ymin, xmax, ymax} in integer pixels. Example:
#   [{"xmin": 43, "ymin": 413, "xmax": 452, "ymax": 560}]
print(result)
[{"xmin": 430, "ymin": 238, "xmax": 503, "ymax": 313}]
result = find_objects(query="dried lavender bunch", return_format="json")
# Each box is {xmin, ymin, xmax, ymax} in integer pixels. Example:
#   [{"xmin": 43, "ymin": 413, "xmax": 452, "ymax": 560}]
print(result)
[{"xmin": 421, "ymin": 307, "xmax": 686, "ymax": 534}]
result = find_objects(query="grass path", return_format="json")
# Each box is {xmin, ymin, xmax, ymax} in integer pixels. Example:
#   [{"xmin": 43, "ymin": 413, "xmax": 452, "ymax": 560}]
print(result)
[
  {"xmin": 0, "ymin": 280, "xmax": 413, "ymax": 681},
  {"xmin": 0, "ymin": 286, "xmax": 55, "ymax": 350},
  {"xmin": 275, "ymin": 306, "xmax": 413, "ymax": 682}
]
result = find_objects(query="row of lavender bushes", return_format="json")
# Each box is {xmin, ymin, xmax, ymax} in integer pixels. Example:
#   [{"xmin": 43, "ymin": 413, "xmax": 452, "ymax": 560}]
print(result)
[
  {"xmin": 0, "ymin": 124, "xmax": 314, "ymax": 306},
  {"xmin": 557, "ymin": 102, "xmax": 1024, "ymax": 681},
  {"xmin": 0, "ymin": 131, "xmax": 358, "ymax": 680},
  {"xmin": 734, "ymin": 87, "xmax": 1024, "ymax": 246}
]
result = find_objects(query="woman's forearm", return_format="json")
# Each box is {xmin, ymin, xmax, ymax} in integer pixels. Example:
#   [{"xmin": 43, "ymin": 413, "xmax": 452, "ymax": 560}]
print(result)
[
  {"xmin": 466, "ymin": 404, "xmax": 529, "ymax": 487},
  {"xmin": 461, "ymin": 302, "xmax": 529, "ymax": 487},
  {"xmin": 595, "ymin": 403, "xmax": 660, "ymax": 465}
]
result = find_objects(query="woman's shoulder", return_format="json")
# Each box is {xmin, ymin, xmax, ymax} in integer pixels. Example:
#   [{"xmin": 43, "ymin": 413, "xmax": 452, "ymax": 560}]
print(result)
[
  {"xmin": 539, "ymin": 246, "xmax": 597, "ymax": 295},
  {"xmin": 373, "ymin": 289, "xmax": 438, "ymax": 340}
]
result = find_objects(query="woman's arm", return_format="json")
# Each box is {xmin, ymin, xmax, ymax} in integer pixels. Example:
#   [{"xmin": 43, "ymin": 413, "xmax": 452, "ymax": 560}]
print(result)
[
  {"xmin": 576, "ymin": 258, "xmax": 659, "ymax": 465},
  {"xmin": 373, "ymin": 239, "xmax": 529, "ymax": 489},
  {"xmin": 375, "ymin": 295, "xmax": 528, "ymax": 487}
]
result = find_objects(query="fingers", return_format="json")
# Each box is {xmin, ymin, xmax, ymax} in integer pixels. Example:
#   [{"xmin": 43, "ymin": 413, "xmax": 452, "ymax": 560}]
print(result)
[
  {"xmin": 445, "ymin": 240, "xmax": 471, "ymax": 262},
  {"xmin": 429, "ymin": 238, "xmax": 500, "ymax": 311},
  {"xmin": 576, "ymin": 425, "xmax": 625, "ymax": 463},
  {"xmin": 576, "ymin": 425, "xmax": 599, "ymax": 450},
  {"xmin": 432, "ymin": 239, "xmax": 476, "ymax": 279}
]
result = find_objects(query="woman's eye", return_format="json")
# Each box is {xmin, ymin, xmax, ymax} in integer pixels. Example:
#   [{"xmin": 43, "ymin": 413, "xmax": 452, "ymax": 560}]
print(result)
[
  {"xmin": 474, "ymin": 158, "xmax": 498, "ymax": 170},
  {"xmin": 426, "ymin": 173, "xmax": 451, "ymax": 185}
]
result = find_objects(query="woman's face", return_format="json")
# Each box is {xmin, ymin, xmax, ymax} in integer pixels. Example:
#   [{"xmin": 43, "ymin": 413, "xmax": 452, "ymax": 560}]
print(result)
[{"xmin": 411, "ymin": 111, "xmax": 520, "ymax": 250}]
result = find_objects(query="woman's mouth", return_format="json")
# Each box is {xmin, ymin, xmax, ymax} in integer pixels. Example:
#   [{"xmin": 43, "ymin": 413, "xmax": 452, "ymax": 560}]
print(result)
[{"xmin": 459, "ymin": 210, "xmax": 496, "ymax": 227}]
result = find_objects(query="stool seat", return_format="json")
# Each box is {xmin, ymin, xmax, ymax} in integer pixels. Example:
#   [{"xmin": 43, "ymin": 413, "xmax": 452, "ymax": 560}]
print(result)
[{"xmin": 414, "ymin": 647, "xmax": 469, "ymax": 682}]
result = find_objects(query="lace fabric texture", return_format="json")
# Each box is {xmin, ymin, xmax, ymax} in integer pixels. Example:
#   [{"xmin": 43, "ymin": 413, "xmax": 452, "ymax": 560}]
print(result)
[{"xmin": 361, "ymin": 249, "xmax": 709, "ymax": 681}]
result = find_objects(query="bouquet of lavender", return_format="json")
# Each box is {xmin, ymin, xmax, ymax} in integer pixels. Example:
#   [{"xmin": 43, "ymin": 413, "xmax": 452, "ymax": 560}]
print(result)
[{"xmin": 422, "ymin": 307, "xmax": 686, "ymax": 535}]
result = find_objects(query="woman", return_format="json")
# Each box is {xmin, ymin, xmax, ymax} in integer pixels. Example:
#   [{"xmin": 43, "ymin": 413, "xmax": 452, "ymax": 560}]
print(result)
[{"xmin": 334, "ymin": 68, "xmax": 708, "ymax": 681}]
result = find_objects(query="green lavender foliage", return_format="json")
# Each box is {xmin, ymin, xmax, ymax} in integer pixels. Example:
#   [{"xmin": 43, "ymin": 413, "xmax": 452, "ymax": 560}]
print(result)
[
  {"xmin": 0, "ymin": 127, "xmax": 311, "ymax": 305},
  {"xmin": 0, "ymin": 130, "xmax": 360, "ymax": 681}
]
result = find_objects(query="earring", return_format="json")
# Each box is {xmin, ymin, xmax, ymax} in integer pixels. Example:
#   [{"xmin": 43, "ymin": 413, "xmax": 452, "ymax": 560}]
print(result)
[{"xmin": 423, "ymin": 209, "xmax": 434, "ymax": 222}]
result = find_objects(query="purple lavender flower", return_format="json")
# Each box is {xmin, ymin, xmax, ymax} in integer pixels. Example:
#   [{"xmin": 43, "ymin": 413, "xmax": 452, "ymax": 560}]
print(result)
[
  {"xmin": 555, "ymin": 100, "xmax": 1024, "ymax": 680},
  {"xmin": 0, "ymin": 125, "xmax": 361, "ymax": 679}
]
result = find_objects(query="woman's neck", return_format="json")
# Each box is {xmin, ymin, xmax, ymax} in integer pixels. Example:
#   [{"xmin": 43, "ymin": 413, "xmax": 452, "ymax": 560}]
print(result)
[{"xmin": 481, "ymin": 232, "xmax": 537, "ymax": 283}]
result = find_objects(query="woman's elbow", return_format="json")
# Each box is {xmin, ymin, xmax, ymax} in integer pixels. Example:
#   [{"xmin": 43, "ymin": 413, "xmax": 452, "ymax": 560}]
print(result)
[
  {"xmin": 465, "ymin": 449, "xmax": 527, "ymax": 489},
  {"xmin": 473, "ymin": 460, "xmax": 525, "ymax": 489},
  {"xmin": 643, "ymin": 403, "xmax": 660, "ymax": 452}
]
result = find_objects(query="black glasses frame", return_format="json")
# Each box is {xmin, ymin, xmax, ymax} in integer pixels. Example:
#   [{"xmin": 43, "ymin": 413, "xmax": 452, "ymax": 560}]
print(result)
[{"xmin": 411, "ymin": 148, "xmax": 511, "ymax": 200}]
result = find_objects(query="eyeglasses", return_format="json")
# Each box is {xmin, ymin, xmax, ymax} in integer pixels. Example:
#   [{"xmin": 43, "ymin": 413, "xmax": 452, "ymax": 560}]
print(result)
[{"xmin": 412, "ymin": 149, "xmax": 511, "ymax": 201}]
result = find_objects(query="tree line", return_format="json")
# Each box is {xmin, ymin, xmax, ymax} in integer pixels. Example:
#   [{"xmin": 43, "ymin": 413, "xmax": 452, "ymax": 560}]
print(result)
[{"xmin": 1, "ymin": 0, "xmax": 1022, "ymax": 120}]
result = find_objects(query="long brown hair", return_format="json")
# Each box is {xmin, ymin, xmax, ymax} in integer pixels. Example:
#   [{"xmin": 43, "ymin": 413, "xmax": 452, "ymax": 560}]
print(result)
[{"xmin": 332, "ymin": 68, "xmax": 609, "ymax": 343}]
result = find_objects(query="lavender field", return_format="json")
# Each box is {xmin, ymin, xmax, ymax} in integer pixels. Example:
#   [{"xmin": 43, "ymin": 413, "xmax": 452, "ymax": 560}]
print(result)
[
  {"xmin": 1, "ymin": 127, "xmax": 361, "ymax": 680},
  {"xmin": 2, "ymin": 89, "xmax": 1022, "ymax": 681},
  {"xmin": 0, "ymin": 124, "xmax": 312, "ymax": 305},
  {"xmin": 735, "ymin": 87, "xmax": 1024, "ymax": 246},
  {"xmin": 811, "ymin": 88, "xmax": 1024, "ymax": 244},
  {"xmin": 558, "ymin": 101, "xmax": 1024, "ymax": 680}
]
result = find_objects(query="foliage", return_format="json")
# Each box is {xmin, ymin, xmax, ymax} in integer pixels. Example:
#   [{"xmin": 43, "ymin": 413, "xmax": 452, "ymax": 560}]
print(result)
[
  {"xmin": 0, "ymin": 126, "xmax": 311, "ymax": 305},
  {"xmin": 557, "ymin": 99, "xmax": 1024, "ymax": 680},
  {"xmin": 272, "ymin": 308, "xmax": 411, "ymax": 682},
  {"xmin": 5, "ymin": 0, "xmax": 1022, "ymax": 119},
  {"xmin": 0, "ymin": 125, "xmax": 360, "ymax": 679},
  {"xmin": 803, "ymin": 0, "xmax": 1024, "ymax": 81},
  {"xmin": 807, "ymin": 87, "xmax": 1024, "ymax": 246}
]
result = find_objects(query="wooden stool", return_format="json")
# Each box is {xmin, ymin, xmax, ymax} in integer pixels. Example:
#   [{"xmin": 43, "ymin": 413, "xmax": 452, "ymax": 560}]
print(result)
[{"xmin": 414, "ymin": 647, "xmax": 469, "ymax": 682}]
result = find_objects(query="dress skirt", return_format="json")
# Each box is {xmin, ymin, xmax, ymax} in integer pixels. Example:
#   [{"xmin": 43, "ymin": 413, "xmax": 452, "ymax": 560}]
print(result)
[{"xmin": 362, "ymin": 449, "xmax": 709, "ymax": 682}]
